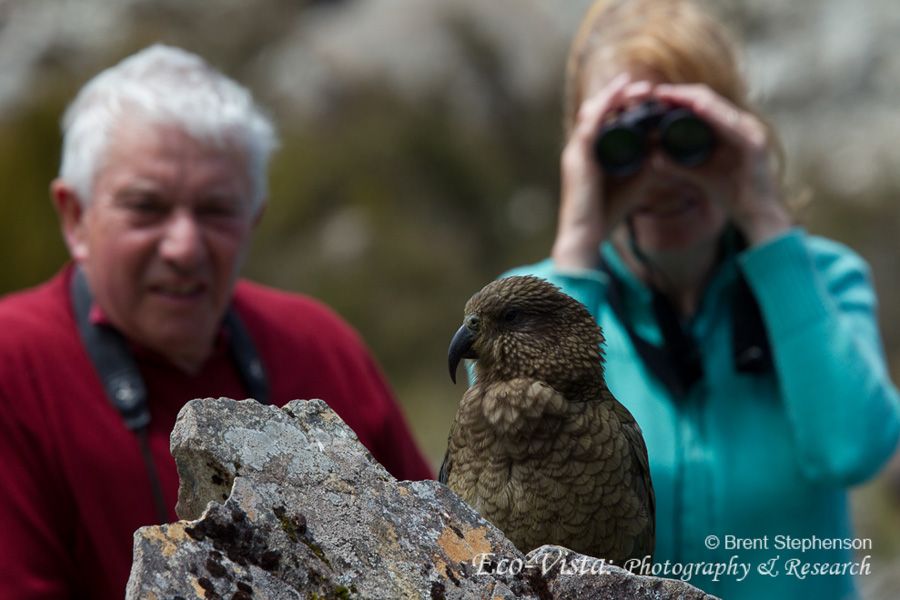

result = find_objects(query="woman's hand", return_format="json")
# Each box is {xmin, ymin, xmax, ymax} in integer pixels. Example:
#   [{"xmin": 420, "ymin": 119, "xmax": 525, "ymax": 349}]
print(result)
[
  {"xmin": 552, "ymin": 74, "xmax": 654, "ymax": 270},
  {"xmin": 654, "ymin": 84, "xmax": 792, "ymax": 245}
]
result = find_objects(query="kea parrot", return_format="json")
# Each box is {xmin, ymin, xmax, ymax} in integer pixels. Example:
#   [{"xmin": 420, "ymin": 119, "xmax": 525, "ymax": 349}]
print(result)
[{"xmin": 442, "ymin": 275, "xmax": 655, "ymax": 564}]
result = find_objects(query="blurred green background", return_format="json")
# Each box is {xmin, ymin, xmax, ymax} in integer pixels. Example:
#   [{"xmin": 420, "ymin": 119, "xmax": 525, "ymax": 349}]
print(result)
[{"xmin": 1, "ymin": 0, "xmax": 898, "ymax": 594}]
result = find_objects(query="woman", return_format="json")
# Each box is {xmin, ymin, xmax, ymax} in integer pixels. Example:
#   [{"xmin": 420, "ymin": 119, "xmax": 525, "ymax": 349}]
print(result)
[{"xmin": 503, "ymin": 0, "xmax": 900, "ymax": 597}]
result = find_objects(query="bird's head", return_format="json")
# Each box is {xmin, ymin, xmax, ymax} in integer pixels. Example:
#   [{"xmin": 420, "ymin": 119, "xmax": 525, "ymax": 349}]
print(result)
[{"xmin": 448, "ymin": 276, "xmax": 606, "ymax": 396}]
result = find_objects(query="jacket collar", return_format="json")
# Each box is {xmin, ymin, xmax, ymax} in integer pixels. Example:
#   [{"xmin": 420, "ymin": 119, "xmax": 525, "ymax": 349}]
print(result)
[{"xmin": 599, "ymin": 229, "xmax": 742, "ymax": 342}]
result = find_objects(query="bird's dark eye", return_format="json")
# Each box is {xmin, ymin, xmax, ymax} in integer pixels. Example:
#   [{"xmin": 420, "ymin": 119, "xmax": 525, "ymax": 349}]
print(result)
[{"xmin": 502, "ymin": 308, "xmax": 521, "ymax": 324}]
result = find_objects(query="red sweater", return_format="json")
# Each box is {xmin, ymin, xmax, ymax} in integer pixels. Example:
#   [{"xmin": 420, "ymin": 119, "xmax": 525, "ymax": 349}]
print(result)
[{"xmin": 0, "ymin": 266, "xmax": 432, "ymax": 599}]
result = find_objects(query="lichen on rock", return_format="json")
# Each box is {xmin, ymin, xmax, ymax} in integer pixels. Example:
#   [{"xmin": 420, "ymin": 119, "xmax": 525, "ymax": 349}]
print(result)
[{"xmin": 126, "ymin": 398, "xmax": 717, "ymax": 599}]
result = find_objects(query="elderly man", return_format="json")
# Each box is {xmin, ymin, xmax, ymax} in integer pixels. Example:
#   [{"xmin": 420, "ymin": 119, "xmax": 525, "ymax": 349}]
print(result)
[{"xmin": 0, "ymin": 45, "xmax": 432, "ymax": 599}]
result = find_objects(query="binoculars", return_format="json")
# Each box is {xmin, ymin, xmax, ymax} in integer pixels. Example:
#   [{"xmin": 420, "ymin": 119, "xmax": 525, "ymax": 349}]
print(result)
[{"xmin": 594, "ymin": 101, "xmax": 716, "ymax": 177}]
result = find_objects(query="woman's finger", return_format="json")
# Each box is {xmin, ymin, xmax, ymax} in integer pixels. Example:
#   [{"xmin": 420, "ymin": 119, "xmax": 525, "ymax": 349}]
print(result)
[{"xmin": 654, "ymin": 83, "xmax": 768, "ymax": 152}]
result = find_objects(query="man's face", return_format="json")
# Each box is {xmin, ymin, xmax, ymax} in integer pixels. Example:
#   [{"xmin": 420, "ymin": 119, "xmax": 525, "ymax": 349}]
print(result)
[{"xmin": 57, "ymin": 121, "xmax": 259, "ymax": 371}]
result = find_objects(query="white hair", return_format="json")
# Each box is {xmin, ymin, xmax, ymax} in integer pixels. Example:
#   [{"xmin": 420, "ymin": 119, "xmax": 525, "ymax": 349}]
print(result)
[{"xmin": 59, "ymin": 44, "xmax": 278, "ymax": 210}]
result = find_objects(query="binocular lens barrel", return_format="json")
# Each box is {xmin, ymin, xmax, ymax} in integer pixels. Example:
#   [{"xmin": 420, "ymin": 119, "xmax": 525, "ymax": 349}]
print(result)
[
  {"xmin": 593, "ymin": 129, "xmax": 647, "ymax": 177},
  {"xmin": 593, "ymin": 102, "xmax": 715, "ymax": 176},
  {"xmin": 659, "ymin": 111, "xmax": 715, "ymax": 167}
]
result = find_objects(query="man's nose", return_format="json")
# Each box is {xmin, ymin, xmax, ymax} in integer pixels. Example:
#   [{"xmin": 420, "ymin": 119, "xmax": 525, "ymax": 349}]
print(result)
[{"xmin": 159, "ymin": 210, "xmax": 206, "ymax": 268}]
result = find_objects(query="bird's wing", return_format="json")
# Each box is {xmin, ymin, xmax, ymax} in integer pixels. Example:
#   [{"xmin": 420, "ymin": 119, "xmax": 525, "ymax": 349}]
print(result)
[
  {"xmin": 439, "ymin": 411, "xmax": 462, "ymax": 485},
  {"xmin": 610, "ymin": 397, "xmax": 656, "ymax": 555},
  {"xmin": 438, "ymin": 448, "xmax": 451, "ymax": 484}
]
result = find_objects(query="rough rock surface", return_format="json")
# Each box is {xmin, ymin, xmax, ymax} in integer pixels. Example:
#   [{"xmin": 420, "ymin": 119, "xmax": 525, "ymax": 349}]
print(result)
[{"xmin": 126, "ymin": 397, "xmax": 716, "ymax": 599}]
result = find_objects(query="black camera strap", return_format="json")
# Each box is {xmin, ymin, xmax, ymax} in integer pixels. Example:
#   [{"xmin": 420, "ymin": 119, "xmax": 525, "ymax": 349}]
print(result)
[
  {"xmin": 70, "ymin": 267, "xmax": 269, "ymax": 523},
  {"xmin": 602, "ymin": 262, "xmax": 701, "ymax": 400},
  {"xmin": 730, "ymin": 270, "xmax": 773, "ymax": 374},
  {"xmin": 599, "ymin": 239, "xmax": 772, "ymax": 402}
]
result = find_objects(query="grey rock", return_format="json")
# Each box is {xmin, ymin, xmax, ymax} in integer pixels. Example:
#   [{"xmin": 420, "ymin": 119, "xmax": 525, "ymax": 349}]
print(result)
[{"xmin": 126, "ymin": 397, "xmax": 717, "ymax": 599}]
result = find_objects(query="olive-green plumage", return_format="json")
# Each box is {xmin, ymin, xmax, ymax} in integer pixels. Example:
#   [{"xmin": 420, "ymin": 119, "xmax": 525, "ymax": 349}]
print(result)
[{"xmin": 443, "ymin": 276, "xmax": 655, "ymax": 564}]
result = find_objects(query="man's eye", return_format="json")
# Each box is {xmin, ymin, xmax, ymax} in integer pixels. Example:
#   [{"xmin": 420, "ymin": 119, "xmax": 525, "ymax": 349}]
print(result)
[
  {"xmin": 124, "ymin": 199, "xmax": 166, "ymax": 215},
  {"xmin": 197, "ymin": 199, "xmax": 245, "ymax": 219},
  {"xmin": 134, "ymin": 202, "xmax": 165, "ymax": 213},
  {"xmin": 198, "ymin": 205, "xmax": 235, "ymax": 218}
]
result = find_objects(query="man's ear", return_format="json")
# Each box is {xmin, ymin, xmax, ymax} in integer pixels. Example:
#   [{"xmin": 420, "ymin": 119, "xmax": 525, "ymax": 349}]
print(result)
[{"xmin": 50, "ymin": 179, "xmax": 89, "ymax": 262}]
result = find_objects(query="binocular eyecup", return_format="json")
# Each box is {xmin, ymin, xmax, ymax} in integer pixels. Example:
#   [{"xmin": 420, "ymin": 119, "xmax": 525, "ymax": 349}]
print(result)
[{"xmin": 594, "ymin": 100, "xmax": 716, "ymax": 177}]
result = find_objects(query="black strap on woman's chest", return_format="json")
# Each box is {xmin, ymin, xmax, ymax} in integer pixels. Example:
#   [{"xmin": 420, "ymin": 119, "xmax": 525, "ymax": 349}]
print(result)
[
  {"xmin": 69, "ymin": 267, "xmax": 270, "ymax": 522},
  {"xmin": 599, "ymin": 259, "xmax": 772, "ymax": 402}
]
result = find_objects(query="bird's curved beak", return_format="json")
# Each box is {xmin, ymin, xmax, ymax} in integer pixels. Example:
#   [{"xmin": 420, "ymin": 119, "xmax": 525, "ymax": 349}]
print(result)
[{"xmin": 448, "ymin": 323, "xmax": 478, "ymax": 384}]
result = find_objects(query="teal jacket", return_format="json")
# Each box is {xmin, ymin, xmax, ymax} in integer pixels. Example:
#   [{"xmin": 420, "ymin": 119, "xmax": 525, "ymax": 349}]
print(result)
[{"xmin": 502, "ymin": 229, "xmax": 900, "ymax": 599}]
